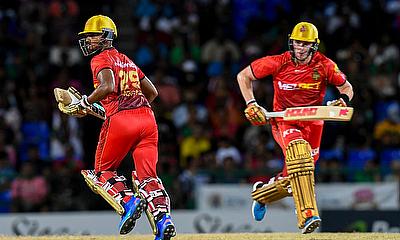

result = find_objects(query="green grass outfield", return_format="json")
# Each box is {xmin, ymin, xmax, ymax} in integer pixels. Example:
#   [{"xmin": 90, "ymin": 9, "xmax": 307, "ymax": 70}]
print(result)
[{"xmin": 1, "ymin": 233, "xmax": 400, "ymax": 240}]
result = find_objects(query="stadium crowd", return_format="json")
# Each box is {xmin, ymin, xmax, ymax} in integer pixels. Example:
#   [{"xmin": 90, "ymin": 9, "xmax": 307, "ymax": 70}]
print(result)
[{"xmin": 0, "ymin": 0, "xmax": 399, "ymax": 212}]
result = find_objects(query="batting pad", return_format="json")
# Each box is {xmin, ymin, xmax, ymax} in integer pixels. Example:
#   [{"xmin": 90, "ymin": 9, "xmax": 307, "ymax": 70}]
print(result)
[
  {"xmin": 132, "ymin": 171, "xmax": 157, "ymax": 234},
  {"xmin": 81, "ymin": 170, "xmax": 125, "ymax": 215},
  {"xmin": 285, "ymin": 139, "xmax": 319, "ymax": 229},
  {"xmin": 251, "ymin": 177, "xmax": 292, "ymax": 204}
]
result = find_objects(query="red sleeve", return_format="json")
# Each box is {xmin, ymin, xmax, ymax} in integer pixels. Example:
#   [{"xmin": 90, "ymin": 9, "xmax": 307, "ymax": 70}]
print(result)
[
  {"xmin": 250, "ymin": 53, "xmax": 285, "ymax": 79},
  {"xmin": 324, "ymin": 58, "xmax": 347, "ymax": 86},
  {"xmin": 91, "ymin": 56, "xmax": 112, "ymax": 79},
  {"xmin": 136, "ymin": 66, "xmax": 145, "ymax": 80}
]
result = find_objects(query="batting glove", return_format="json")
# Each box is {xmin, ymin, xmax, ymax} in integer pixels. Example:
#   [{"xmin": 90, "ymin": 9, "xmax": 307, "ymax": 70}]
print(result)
[
  {"xmin": 327, "ymin": 94, "xmax": 350, "ymax": 107},
  {"xmin": 244, "ymin": 101, "xmax": 269, "ymax": 126}
]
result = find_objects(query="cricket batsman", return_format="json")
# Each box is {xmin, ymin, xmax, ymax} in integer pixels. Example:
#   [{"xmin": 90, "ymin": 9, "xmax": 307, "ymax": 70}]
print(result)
[
  {"xmin": 56, "ymin": 15, "xmax": 176, "ymax": 239},
  {"xmin": 236, "ymin": 22, "xmax": 354, "ymax": 233}
]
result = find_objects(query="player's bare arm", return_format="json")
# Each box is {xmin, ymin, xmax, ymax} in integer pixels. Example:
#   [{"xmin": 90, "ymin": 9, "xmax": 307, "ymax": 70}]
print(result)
[
  {"xmin": 141, "ymin": 76, "xmax": 158, "ymax": 103},
  {"xmin": 237, "ymin": 66, "xmax": 257, "ymax": 104},
  {"xmin": 337, "ymin": 80, "xmax": 353, "ymax": 101},
  {"xmin": 237, "ymin": 66, "xmax": 269, "ymax": 126},
  {"xmin": 87, "ymin": 68, "xmax": 115, "ymax": 104},
  {"xmin": 327, "ymin": 80, "xmax": 354, "ymax": 107}
]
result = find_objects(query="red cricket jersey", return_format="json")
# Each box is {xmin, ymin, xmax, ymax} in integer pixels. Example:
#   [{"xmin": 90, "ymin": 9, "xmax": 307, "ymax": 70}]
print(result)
[
  {"xmin": 90, "ymin": 48, "xmax": 150, "ymax": 116},
  {"xmin": 250, "ymin": 51, "xmax": 346, "ymax": 111}
]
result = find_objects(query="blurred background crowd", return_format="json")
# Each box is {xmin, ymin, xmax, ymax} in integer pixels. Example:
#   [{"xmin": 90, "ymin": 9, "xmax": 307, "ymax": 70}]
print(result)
[{"xmin": 0, "ymin": 0, "xmax": 399, "ymax": 213}]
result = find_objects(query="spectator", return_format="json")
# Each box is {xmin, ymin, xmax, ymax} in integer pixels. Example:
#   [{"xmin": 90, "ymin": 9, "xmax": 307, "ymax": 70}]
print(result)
[
  {"xmin": 215, "ymin": 138, "xmax": 242, "ymax": 166},
  {"xmin": 11, "ymin": 161, "xmax": 49, "ymax": 212},
  {"xmin": 374, "ymin": 103, "xmax": 400, "ymax": 148},
  {"xmin": 0, "ymin": 151, "xmax": 16, "ymax": 212}
]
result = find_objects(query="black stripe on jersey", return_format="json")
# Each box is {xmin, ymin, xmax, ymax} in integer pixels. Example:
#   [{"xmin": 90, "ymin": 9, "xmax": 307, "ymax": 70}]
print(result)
[{"xmin": 249, "ymin": 65, "xmax": 259, "ymax": 80}]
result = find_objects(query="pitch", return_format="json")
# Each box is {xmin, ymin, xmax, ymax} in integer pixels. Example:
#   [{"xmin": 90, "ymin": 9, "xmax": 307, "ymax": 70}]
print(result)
[{"xmin": 1, "ymin": 233, "xmax": 400, "ymax": 240}]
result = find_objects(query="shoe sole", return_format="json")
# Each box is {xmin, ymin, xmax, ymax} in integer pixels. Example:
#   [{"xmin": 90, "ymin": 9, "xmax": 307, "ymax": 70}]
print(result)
[
  {"xmin": 252, "ymin": 181, "xmax": 266, "ymax": 221},
  {"xmin": 302, "ymin": 218, "xmax": 321, "ymax": 234},
  {"xmin": 120, "ymin": 199, "xmax": 147, "ymax": 235},
  {"xmin": 251, "ymin": 201, "xmax": 265, "ymax": 221},
  {"xmin": 161, "ymin": 224, "xmax": 176, "ymax": 240}
]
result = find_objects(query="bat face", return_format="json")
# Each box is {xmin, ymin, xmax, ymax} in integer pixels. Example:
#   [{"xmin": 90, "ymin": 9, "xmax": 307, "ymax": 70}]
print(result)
[
  {"xmin": 54, "ymin": 88, "xmax": 73, "ymax": 105},
  {"xmin": 285, "ymin": 107, "xmax": 319, "ymax": 118},
  {"xmin": 283, "ymin": 106, "xmax": 353, "ymax": 121}
]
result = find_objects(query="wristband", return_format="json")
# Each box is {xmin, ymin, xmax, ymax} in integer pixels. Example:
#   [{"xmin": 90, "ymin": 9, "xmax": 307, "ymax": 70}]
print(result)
[
  {"xmin": 339, "ymin": 94, "xmax": 350, "ymax": 105},
  {"xmin": 81, "ymin": 95, "xmax": 91, "ymax": 108},
  {"xmin": 246, "ymin": 99, "xmax": 256, "ymax": 106}
]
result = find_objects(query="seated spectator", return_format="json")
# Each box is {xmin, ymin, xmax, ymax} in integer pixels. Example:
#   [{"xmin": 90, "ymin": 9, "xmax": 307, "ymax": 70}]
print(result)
[
  {"xmin": 316, "ymin": 158, "xmax": 346, "ymax": 182},
  {"xmin": 176, "ymin": 157, "xmax": 210, "ymax": 209},
  {"xmin": 374, "ymin": 103, "xmax": 400, "ymax": 148},
  {"xmin": 353, "ymin": 159, "xmax": 381, "ymax": 182},
  {"xmin": 172, "ymin": 89, "xmax": 208, "ymax": 129},
  {"xmin": 384, "ymin": 160, "xmax": 400, "ymax": 182},
  {"xmin": 213, "ymin": 156, "xmax": 249, "ymax": 183},
  {"xmin": 215, "ymin": 138, "xmax": 242, "ymax": 166},
  {"xmin": 0, "ymin": 151, "xmax": 16, "ymax": 212},
  {"xmin": 11, "ymin": 161, "xmax": 49, "ymax": 212},
  {"xmin": 180, "ymin": 124, "xmax": 211, "ymax": 167}
]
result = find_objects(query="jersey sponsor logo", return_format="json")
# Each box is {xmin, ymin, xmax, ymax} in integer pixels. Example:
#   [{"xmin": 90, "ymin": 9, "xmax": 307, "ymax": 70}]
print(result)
[
  {"xmin": 278, "ymin": 81, "xmax": 320, "ymax": 90},
  {"xmin": 114, "ymin": 60, "xmax": 136, "ymax": 68},
  {"xmin": 283, "ymin": 128, "xmax": 301, "ymax": 138},
  {"xmin": 285, "ymin": 107, "xmax": 318, "ymax": 117}
]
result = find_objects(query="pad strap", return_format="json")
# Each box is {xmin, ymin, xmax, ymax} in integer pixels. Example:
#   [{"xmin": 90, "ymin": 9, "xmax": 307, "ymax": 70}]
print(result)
[{"xmin": 285, "ymin": 139, "xmax": 319, "ymax": 228}]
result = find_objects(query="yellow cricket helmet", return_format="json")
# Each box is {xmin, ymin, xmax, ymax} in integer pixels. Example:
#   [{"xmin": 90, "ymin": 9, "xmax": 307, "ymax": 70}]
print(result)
[
  {"xmin": 288, "ymin": 22, "xmax": 320, "ymax": 60},
  {"xmin": 79, "ymin": 15, "xmax": 117, "ymax": 39},
  {"xmin": 289, "ymin": 22, "xmax": 319, "ymax": 44},
  {"xmin": 78, "ymin": 15, "xmax": 117, "ymax": 56}
]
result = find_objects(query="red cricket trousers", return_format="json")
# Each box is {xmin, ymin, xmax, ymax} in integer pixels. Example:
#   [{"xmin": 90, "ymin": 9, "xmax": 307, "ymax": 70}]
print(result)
[
  {"xmin": 94, "ymin": 107, "xmax": 158, "ymax": 181},
  {"xmin": 271, "ymin": 119, "xmax": 324, "ymax": 176}
]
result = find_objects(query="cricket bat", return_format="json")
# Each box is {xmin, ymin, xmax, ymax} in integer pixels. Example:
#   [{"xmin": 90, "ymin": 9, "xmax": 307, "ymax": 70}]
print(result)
[
  {"xmin": 263, "ymin": 106, "xmax": 353, "ymax": 121},
  {"xmin": 54, "ymin": 87, "xmax": 106, "ymax": 120}
]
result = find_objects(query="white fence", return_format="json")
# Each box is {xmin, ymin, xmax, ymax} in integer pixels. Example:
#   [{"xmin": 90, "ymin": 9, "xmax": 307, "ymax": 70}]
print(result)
[
  {"xmin": 0, "ymin": 182, "xmax": 398, "ymax": 236},
  {"xmin": 197, "ymin": 182, "xmax": 399, "ymax": 210},
  {"xmin": 0, "ymin": 209, "xmax": 298, "ymax": 236}
]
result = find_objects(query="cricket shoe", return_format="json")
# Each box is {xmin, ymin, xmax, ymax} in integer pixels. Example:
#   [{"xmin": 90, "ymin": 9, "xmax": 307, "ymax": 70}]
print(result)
[
  {"xmin": 118, "ymin": 196, "xmax": 147, "ymax": 235},
  {"xmin": 155, "ymin": 213, "xmax": 176, "ymax": 240},
  {"xmin": 302, "ymin": 216, "xmax": 321, "ymax": 234},
  {"xmin": 251, "ymin": 181, "xmax": 267, "ymax": 221}
]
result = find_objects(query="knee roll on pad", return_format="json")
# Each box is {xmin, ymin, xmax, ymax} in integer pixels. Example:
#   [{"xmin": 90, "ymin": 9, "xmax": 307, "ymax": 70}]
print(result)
[
  {"xmin": 81, "ymin": 170, "xmax": 134, "ymax": 215},
  {"xmin": 251, "ymin": 177, "xmax": 292, "ymax": 204},
  {"xmin": 285, "ymin": 139, "xmax": 319, "ymax": 229}
]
